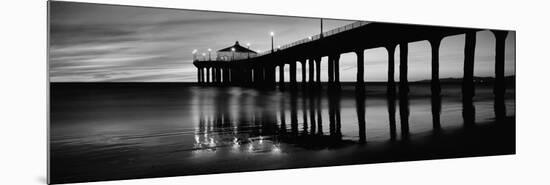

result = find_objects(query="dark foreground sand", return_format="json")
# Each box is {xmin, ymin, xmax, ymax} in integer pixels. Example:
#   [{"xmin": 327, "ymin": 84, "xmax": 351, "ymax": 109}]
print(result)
[
  {"xmin": 51, "ymin": 116, "xmax": 514, "ymax": 184},
  {"xmin": 50, "ymin": 83, "xmax": 515, "ymax": 184}
]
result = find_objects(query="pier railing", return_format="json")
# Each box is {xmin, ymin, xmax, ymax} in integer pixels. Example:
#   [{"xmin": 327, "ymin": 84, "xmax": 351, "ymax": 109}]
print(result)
[
  {"xmin": 258, "ymin": 21, "xmax": 370, "ymax": 56},
  {"xmin": 194, "ymin": 21, "xmax": 369, "ymax": 62}
]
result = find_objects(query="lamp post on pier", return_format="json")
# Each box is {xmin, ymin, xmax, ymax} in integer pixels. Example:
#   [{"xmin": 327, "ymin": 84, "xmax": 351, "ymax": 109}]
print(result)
[
  {"xmin": 247, "ymin": 43, "xmax": 251, "ymax": 58},
  {"xmin": 270, "ymin": 31, "xmax": 274, "ymax": 53},
  {"xmin": 208, "ymin": 48, "xmax": 212, "ymax": 60},
  {"xmin": 231, "ymin": 47, "xmax": 235, "ymax": 61}
]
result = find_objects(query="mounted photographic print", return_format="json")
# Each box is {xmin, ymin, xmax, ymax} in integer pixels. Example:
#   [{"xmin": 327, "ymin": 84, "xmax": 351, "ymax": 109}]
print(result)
[{"xmin": 48, "ymin": 1, "xmax": 516, "ymax": 184}]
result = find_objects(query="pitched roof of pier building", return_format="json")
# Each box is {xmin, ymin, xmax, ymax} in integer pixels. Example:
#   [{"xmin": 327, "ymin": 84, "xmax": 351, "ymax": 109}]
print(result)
[{"xmin": 216, "ymin": 41, "xmax": 257, "ymax": 61}]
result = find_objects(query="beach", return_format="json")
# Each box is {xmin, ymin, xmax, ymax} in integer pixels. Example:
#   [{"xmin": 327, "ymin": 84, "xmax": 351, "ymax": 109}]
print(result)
[{"xmin": 49, "ymin": 82, "xmax": 515, "ymax": 184}]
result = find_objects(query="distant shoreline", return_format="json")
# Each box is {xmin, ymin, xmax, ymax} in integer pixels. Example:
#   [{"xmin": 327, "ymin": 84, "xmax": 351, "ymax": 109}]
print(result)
[{"xmin": 50, "ymin": 75, "xmax": 516, "ymax": 85}]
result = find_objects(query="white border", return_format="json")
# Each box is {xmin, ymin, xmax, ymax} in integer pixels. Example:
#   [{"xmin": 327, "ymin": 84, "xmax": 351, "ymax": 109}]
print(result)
[{"xmin": 1, "ymin": 0, "xmax": 549, "ymax": 185}]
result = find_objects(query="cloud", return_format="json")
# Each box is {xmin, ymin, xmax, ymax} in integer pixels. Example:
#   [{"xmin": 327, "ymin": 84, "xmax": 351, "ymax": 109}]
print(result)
[
  {"xmin": 48, "ymin": 2, "xmax": 515, "ymax": 82},
  {"xmin": 50, "ymin": 23, "xmax": 141, "ymax": 47}
]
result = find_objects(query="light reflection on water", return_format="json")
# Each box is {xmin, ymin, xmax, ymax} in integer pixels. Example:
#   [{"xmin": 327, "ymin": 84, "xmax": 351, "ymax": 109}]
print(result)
[
  {"xmin": 51, "ymin": 84, "xmax": 515, "ymax": 152},
  {"xmin": 50, "ymin": 83, "xmax": 514, "ymax": 182},
  {"xmin": 179, "ymin": 84, "xmax": 515, "ymax": 157}
]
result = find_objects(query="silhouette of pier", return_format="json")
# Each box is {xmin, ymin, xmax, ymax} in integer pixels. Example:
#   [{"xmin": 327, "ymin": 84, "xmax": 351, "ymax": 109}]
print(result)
[{"xmin": 193, "ymin": 21, "xmax": 511, "ymax": 123}]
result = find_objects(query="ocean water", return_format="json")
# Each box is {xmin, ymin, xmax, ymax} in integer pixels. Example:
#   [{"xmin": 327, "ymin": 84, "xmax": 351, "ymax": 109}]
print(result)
[{"xmin": 49, "ymin": 83, "xmax": 515, "ymax": 183}]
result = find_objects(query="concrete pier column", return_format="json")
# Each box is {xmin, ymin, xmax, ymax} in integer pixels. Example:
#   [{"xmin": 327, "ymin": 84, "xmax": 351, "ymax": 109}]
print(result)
[
  {"xmin": 399, "ymin": 43, "xmax": 409, "ymax": 94},
  {"xmin": 328, "ymin": 56, "xmax": 334, "ymax": 83},
  {"xmin": 430, "ymin": 38, "xmax": 442, "ymax": 95},
  {"xmin": 315, "ymin": 57, "xmax": 321, "ymax": 87},
  {"xmin": 248, "ymin": 68, "xmax": 252, "ymax": 86},
  {"xmin": 220, "ymin": 67, "xmax": 225, "ymax": 84},
  {"xmin": 201, "ymin": 68, "xmax": 206, "ymax": 84},
  {"xmin": 211, "ymin": 67, "xmax": 215, "ymax": 84},
  {"xmin": 197, "ymin": 67, "xmax": 201, "ymax": 84},
  {"xmin": 211, "ymin": 67, "xmax": 216, "ymax": 84},
  {"xmin": 387, "ymin": 95, "xmax": 397, "ymax": 141},
  {"xmin": 206, "ymin": 67, "xmax": 211, "ymax": 84},
  {"xmin": 213, "ymin": 67, "xmax": 218, "ymax": 84},
  {"xmin": 217, "ymin": 67, "xmax": 222, "ymax": 84},
  {"xmin": 218, "ymin": 67, "xmax": 223, "ymax": 84},
  {"xmin": 398, "ymin": 42, "xmax": 410, "ymax": 139},
  {"xmin": 279, "ymin": 64, "xmax": 285, "ymax": 90},
  {"xmin": 355, "ymin": 49, "xmax": 364, "ymax": 88},
  {"xmin": 316, "ymin": 95, "xmax": 323, "ymax": 135},
  {"xmin": 290, "ymin": 61, "xmax": 297, "ymax": 88},
  {"xmin": 399, "ymin": 90, "xmax": 410, "ymax": 140},
  {"xmin": 356, "ymin": 89, "xmax": 366, "ymax": 143},
  {"xmin": 492, "ymin": 30, "xmax": 508, "ymax": 122},
  {"xmin": 492, "ymin": 30, "xmax": 508, "ymax": 95},
  {"xmin": 431, "ymin": 92, "xmax": 442, "ymax": 132},
  {"xmin": 463, "ymin": 32, "xmax": 477, "ymax": 98},
  {"xmin": 214, "ymin": 67, "xmax": 218, "ymax": 84},
  {"xmin": 227, "ymin": 67, "xmax": 231, "ymax": 84},
  {"xmin": 334, "ymin": 55, "xmax": 340, "ymax": 85},
  {"xmin": 197, "ymin": 68, "xmax": 201, "ymax": 84},
  {"xmin": 301, "ymin": 60, "xmax": 307, "ymax": 86},
  {"xmin": 259, "ymin": 66, "xmax": 265, "ymax": 86},
  {"xmin": 248, "ymin": 68, "xmax": 253, "ymax": 86},
  {"xmin": 202, "ymin": 67, "xmax": 206, "ymax": 84},
  {"xmin": 429, "ymin": 38, "xmax": 442, "ymax": 130},
  {"xmin": 266, "ymin": 65, "xmax": 277, "ymax": 89},
  {"xmin": 308, "ymin": 58, "xmax": 315, "ymax": 85},
  {"xmin": 386, "ymin": 45, "xmax": 396, "ymax": 95},
  {"xmin": 223, "ymin": 67, "xmax": 230, "ymax": 85},
  {"xmin": 228, "ymin": 67, "xmax": 233, "ymax": 86},
  {"xmin": 328, "ymin": 93, "xmax": 336, "ymax": 136},
  {"xmin": 217, "ymin": 67, "xmax": 220, "ymax": 84},
  {"xmin": 215, "ymin": 67, "xmax": 219, "ymax": 84},
  {"xmin": 260, "ymin": 66, "xmax": 267, "ymax": 86},
  {"xmin": 249, "ymin": 68, "xmax": 253, "ymax": 86},
  {"xmin": 462, "ymin": 32, "xmax": 477, "ymax": 126}
]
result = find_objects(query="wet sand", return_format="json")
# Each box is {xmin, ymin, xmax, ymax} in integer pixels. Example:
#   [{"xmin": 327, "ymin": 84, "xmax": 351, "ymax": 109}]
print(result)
[{"xmin": 49, "ymin": 82, "xmax": 515, "ymax": 184}]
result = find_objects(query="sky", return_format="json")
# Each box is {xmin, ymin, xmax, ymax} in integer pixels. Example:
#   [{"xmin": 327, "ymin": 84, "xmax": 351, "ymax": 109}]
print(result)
[{"xmin": 49, "ymin": 1, "xmax": 515, "ymax": 82}]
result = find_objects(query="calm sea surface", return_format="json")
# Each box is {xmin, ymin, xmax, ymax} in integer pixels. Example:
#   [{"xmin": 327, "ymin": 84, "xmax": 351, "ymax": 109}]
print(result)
[{"xmin": 50, "ymin": 83, "xmax": 515, "ymax": 183}]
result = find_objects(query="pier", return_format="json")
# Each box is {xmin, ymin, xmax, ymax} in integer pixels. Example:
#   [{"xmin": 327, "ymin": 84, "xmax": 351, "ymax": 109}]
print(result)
[{"xmin": 193, "ymin": 21, "xmax": 510, "ymax": 122}]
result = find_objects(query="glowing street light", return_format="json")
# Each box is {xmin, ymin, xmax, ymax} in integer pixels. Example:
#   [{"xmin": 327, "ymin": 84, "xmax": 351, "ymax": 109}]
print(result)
[
  {"xmin": 231, "ymin": 47, "xmax": 235, "ymax": 60},
  {"xmin": 207, "ymin": 48, "xmax": 212, "ymax": 60},
  {"xmin": 270, "ymin": 31, "xmax": 274, "ymax": 53},
  {"xmin": 308, "ymin": 36, "xmax": 312, "ymax": 40},
  {"xmin": 202, "ymin": 53, "xmax": 206, "ymax": 60}
]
